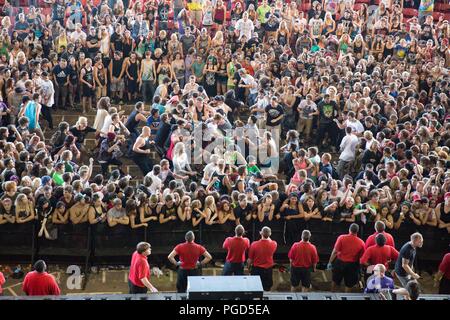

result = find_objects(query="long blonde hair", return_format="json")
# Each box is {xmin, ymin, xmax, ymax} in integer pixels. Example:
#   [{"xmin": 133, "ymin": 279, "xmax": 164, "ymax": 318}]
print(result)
[{"xmin": 204, "ymin": 196, "xmax": 216, "ymax": 212}]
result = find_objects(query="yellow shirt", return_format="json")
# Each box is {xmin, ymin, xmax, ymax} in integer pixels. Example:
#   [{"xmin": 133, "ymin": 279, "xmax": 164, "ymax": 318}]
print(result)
[
  {"xmin": 56, "ymin": 36, "xmax": 68, "ymax": 53},
  {"xmin": 187, "ymin": 2, "xmax": 202, "ymax": 11}
]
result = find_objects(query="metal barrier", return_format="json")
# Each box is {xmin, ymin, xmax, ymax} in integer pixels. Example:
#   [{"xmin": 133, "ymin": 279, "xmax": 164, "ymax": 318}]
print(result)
[{"xmin": 0, "ymin": 220, "xmax": 449, "ymax": 269}]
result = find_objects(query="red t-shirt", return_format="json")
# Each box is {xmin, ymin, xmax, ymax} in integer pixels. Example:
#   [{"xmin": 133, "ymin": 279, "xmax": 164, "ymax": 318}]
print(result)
[
  {"xmin": 248, "ymin": 238, "xmax": 277, "ymax": 269},
  {"xmin": 364, "ymin": 231, "xmax": 395, "ymax": 250},
  {"xmin": 0, "ymin": 271, "xmax": 5, "ymax": 295},
  {"xmin": 22, "ymin": 271, "xmax": 61, "ymax": 296},
  {"xmin": 129, "ymin": 251, "xmax": 150, "ymax": 287},
  {"xmin": 439, "ymin": 253, "xmax": 450, "ymax": 280},
  {"xmin": 288, "ymin": 241, "xmax": 319, "ymax": 268},
  {"xmin": 334, "ymin": 233, "xmax": 365, "ymax": 263},
  {"xmin": 175, "ymin": 242, "xmax": 206, "ymax": 270},
  {"xmin": 223, "ymin": 236, "xmax": 250, "ymax": 263},
  {"xmin": 360, "ymin": 245, "xmax": 399, "ymax": 269}
]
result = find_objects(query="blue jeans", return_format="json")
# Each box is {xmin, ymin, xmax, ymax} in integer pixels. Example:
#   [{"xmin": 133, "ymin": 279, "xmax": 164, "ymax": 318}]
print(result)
[
  {"xmin": 222, "ymin": 262, "xmax": 245, "ymax": 276},
  {"xmin": 247, "ymin": 93, "xmax": 257, "ymax": 107}
]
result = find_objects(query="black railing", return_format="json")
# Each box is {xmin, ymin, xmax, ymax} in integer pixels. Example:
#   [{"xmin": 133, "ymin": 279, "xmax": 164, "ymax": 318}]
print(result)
[{"xmin": 0, "ymin": 220, "xmax": 448, "ymax": 271}]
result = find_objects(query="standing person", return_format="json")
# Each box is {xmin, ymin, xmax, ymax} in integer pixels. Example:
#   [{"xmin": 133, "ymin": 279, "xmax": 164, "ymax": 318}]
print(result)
[
  {"xmin": 328, "ymin": 223, "xmax": 365, "ymax": 292},
  {"xmin": 109, "ymin": 51, "xmax": 125, "ymax": 104},
  {"xmin": 19, "ymin": 93, "xmax": 43, "ymax": 140},
  {"xmin": 139, "ymin": 50, "xmax": 157, "ymax": 104},
  {"xmin": 80, "ymin": 58, "xmax": 95, "ymax": 114},
  {"xmin": 288, "ymin": 230, "xmax": 319, "ymax": 292},
  {"xmin": 22, "ymin": 260, "xmax": 61, "ymax": 296},
  {"xmin": 296, "ymin": 94, "xmax": 318, "ymax": 143},
  {"xmin": 39, "ymin": 71, "xmax": 55, "ymax": 130},
  {"xmin": 124, "ymin": 52, "xmax": 140, "ymax": 102},
  {"xmin": 52, "ymin": 58, "xmax": 69, "ymax": 110},
  {"xmin": 128, "ymin": 242, "xmax": 158, "ymax": 294},
  {"xmin": 435, "ymin": 253, "xmax": 450, "ymax": 294},
  {"xmin": 360, "ymin": 233, "xmax": 399, "ymax": 277},
  {"xmin": 336, "ymin": 126, "xmax": 358, "ymax": 179},
  {"xmin": 316, "ymin": 94, "xmax": 338, "ymax": 151},
  {"xmin": 222, "ymin": 224, "xmax": 251, "ymax": 276},
  {"xmin": 168, "ymin": 231, "xmax": 213, "ymax": 293},
  {"xmin": 0, "ymin": 270, "xmax": 5, "ymax": 296},
  {"xmin": 394, "ymin": 233, "xmax": 423, "ymax": 288},
  {"xmin": 265, "ymin": 96, "xmax": 284, "ymax": 146},
  {"xmin": 364, "ymin": 221, "xmax": 395, "ymax": 249},
  {"xmin": 248, "ymin": 226, "xmax": 277, "ymax": 291}
]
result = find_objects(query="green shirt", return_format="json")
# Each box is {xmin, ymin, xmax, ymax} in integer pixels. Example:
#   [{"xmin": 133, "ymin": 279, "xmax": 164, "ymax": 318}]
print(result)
[
  {"xmin": 247, "ymin": 165, "xmax": 261, "ymax": 175},
  {"xmin": 192, "ymin": 61, "xmax": 205, "ymax": 79},
  {"xmin": 64, "ymin": 161, "xmax": 74, "ymax": 173},
  {"xmin": 257, "ymin": 5, "xmax": 271, "ymax": 23},
  {"xmin": 52, "ymin": 172, "xmax": 64, "ymax": 186}
]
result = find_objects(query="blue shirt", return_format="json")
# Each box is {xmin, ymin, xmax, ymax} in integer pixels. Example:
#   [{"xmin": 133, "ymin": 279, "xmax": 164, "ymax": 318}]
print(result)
[
  {"xmin": 364, "ymin": 275, "xmax": 395, "ymax": 293},
  {"xmin": 146, "ymin": 115, "xmax": 161, "ymax": 135}
]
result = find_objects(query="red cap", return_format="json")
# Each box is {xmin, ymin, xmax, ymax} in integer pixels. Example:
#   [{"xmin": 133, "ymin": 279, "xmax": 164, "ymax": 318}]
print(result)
[
  {"xmin": 412, "ymin": 194, "xmax": 421, "ymax": 202},
  {"xmin": 445, "ymin": 192, "xmax": 450, "ymax": 200}
]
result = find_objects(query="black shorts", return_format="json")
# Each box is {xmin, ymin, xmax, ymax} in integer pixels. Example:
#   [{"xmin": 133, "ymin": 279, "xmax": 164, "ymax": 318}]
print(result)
[
  {"xmin": 128, "ymin": 79, "xmax": 138, "ymax": 94},
  {"xmin": 439, "ymin": 277, "xmax": 450, "ymax": 294},
  {"xmin": 251, "ymin": 266, "xmax": 273, "ymax": 291},
  {"xmin": 290, "ymin": 266, "xmax": 312, "ymax": 288},
  {"xmin": 332, "ymin": 259, "xmax": 360, "ymax": 288},
  {"xmin": 128, "ymin": 279, "xmax": 148, "ymax": 294},
  {"xmin": 82, "ymin": 85, "xmax": 94, "ymax": 98}
]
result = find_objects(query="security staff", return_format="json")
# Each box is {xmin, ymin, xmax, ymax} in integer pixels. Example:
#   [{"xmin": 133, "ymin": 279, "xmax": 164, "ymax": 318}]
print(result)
[{"xmin": 168, "ymin": 231, "xmax": 212, "ymax": 293}]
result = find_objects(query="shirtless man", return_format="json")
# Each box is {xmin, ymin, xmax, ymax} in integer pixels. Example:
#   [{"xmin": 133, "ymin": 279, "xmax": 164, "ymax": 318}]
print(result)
[{"xmin": 69, "ymin": 194, "xmax": 89, "ymax": 224}]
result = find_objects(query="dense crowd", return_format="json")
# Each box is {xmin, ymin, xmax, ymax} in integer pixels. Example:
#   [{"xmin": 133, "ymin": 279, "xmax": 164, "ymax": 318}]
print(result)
[{"xmin": 0, "ymin": 0, "xmax": 449, "ymax": 294}]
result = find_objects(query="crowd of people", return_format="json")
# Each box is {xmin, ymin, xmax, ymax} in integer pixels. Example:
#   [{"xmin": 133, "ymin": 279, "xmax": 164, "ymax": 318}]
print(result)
[{"xmin": 0, "ymin": 0, "xmax": 449, "ymax": 296}]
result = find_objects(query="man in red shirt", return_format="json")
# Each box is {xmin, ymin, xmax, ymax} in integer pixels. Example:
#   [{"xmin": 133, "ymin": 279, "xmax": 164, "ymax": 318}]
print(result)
[
  {"xmin": 129, "ymin": 242, "xmax": 158, "ymax": 294},
  {"xmin": 364, "ymin": 221, "xmax": 395, "ymax": 249},
  {"xmin": 248, "ymin": 226, "xmax": 277, "ymax": 291},
  {"xmin": 360, "ymin": 233, "xmax": 399, "ymax": 279},
  {"xmin": 328, "ymin": 223, "xmax": 365, "ymax": 292},
  {"xmin": 435, "ymin": 252, "xmax": 450, "ymax": 294},
  {"xmin": 168, "ymin": 231, "xmax": 212, "ymax": 293},
  {"xmin": 288, "ymin": 230, "xmax": 319, "ymax": 292},
  {"xmin": 22, "ymin": 260, "xmax": 61, "ymax": 296},
  {"xmin": 0, "ymin": 271, "xmax": 5, "ymax": 296},
  {"xmin": 222, "ymin": 224, "xmax": 250, "ymax": 276}
]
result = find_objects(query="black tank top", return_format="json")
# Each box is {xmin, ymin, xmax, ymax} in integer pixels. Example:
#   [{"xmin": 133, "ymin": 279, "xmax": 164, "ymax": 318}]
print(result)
[
  {"xmin": 129, "ymin": 60, "xmax": 138, "ymax": 78},
  {"xmin": 112, "ymin": 58, "xmax": 123, "ymax": 77},
  {"xmin": 440, "ymin": 204, "xmax": 450, "ymax": 224},
  {"xmin": 133, "ymin": 137, "xmax": 152, "ymax": 156},
  {"xmin": 125, "ymin": 110, "xmax": 141, "ymax": 131},
  {"xmin": 92, "ymin": 205, "xmax": 106, "ymax": 219},
  {"xmin": 82, "ymin": 67, "xmax": 94, "ymax": 85},
  {"xmin": 123, "ymin": 40, "xmax": 132, "ymax": 57}
]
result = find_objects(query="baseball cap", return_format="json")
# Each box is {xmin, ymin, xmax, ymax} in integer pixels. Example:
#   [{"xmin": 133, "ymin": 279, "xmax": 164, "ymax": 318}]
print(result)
[
  {"xmin": 445, "ymin": 192, "xmax": 450, "ymax": 200},
  {"xmin": 412, "ymin": 194, "xmax": 421, "ymax": 202},
  {"xmin": 41, "ymin": 175, "xmax": 52, "ymax": 186}
]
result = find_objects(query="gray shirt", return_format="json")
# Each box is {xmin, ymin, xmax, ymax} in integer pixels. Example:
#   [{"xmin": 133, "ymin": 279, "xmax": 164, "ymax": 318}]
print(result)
[{"xmin": 107, "ymin": 207, "xmax": 126, "ymax": 219}]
